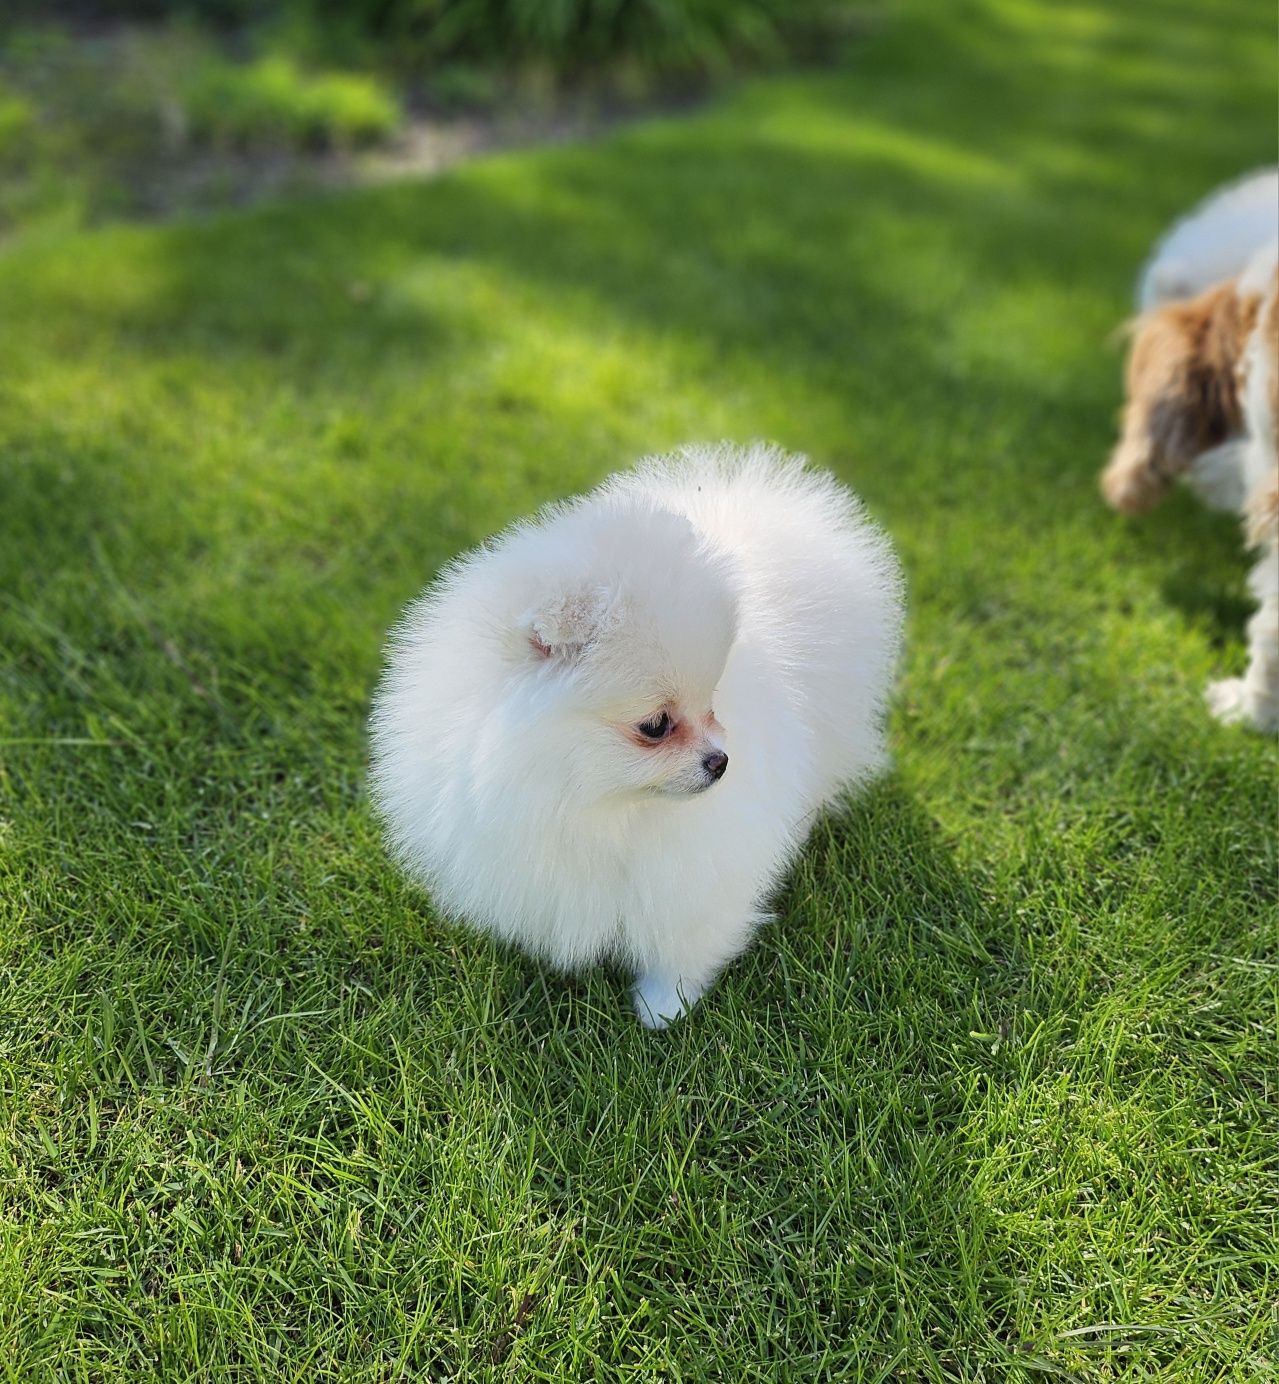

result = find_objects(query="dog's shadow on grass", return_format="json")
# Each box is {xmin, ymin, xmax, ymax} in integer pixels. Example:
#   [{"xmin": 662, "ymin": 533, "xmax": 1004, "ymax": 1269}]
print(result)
[
  {"xmin": 456, "ymin": 778, "xmax": 1040, "ymax": 1312},
  {"xmin": 1115, "ymin": 488, "xmax": 1254, "ymax": 648},
  {"xmin": 751, "ymin": 777, "xmax": 1028, "ymax": 1035},
  {"xmin": 500, "ymin": 774, "xmax": 1030, "ymax": 1111}
]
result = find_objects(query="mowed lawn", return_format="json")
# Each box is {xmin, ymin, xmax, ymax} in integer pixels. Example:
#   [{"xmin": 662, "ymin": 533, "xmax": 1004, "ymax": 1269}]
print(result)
[{"xmin": 1, "ymin": 0, "xmax": 1275, "ymax": 1378}]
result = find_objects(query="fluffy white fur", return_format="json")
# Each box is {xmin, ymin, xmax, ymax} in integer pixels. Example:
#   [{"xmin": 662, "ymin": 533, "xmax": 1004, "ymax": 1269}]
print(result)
[
  {"xmin": 1137, "ymin": 167, "xmax": 1279, "ymax": 310},
  {"xmin": 369, "ymin": 443, "xmax": 904, "ymax": 1027}
]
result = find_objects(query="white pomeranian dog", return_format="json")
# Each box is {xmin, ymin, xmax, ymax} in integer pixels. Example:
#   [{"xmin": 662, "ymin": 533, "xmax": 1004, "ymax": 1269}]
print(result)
[{"xmin": 369, "ymin": 442, "xmax": 904, "ymax": 1027}]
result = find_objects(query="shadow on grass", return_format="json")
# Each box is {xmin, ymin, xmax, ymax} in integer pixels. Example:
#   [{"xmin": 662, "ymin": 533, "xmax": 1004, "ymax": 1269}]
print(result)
[{"xmin": 1142, "ymin": 496, "xmax": 1255, "ymax": 646}]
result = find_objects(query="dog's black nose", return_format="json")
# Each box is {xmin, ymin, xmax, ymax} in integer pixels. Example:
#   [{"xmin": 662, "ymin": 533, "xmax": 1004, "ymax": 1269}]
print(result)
[{"xmin": 703, "ymin": 750, "xmax": 728, "ymax": 781}]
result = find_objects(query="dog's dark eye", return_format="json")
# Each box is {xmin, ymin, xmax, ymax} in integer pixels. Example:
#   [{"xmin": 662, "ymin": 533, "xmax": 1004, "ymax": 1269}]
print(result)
[{"xmin": 637, "ymin": 711, "xmax": 672, "ymax": 741}]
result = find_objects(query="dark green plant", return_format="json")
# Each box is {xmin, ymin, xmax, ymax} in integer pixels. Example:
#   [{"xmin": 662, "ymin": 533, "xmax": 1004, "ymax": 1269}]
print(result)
[
  {"xmin": 4, "ymin": 1, "xmax": 851, "ymax": 81},
  {"xmin": 296, "ymin": 0, "xmax": 838, "ymax": 75}
]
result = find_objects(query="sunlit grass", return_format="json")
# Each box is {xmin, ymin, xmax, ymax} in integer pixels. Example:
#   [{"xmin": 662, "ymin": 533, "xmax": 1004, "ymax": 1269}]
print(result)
[{"xmin": 1, "ymin": 0, "xmax": 1275, "ymax": 1377}]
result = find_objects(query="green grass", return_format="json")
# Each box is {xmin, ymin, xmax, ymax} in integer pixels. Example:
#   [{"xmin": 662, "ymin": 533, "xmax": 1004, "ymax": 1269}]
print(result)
[{"xmin": 1, "ymin": 0, "xmax": 1275, "ymax": 1377}]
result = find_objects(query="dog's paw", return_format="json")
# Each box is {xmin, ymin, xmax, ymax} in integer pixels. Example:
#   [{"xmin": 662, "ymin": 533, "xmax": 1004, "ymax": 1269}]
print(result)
[
  {"xmin": 632, "ymin": 974, "xmax": 704, "ymax": 1030},
  {"xmin": 1205, "ymin": 678, "xmax": 1279, "ymax": 731}
]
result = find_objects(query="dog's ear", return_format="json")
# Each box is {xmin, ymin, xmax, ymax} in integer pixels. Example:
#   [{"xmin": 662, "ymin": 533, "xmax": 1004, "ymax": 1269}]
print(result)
[
  {"xmin": 524, "ymin": 585, "xmax": 613, "ymax": 660},
  {"xmin": 1102, "ymin": 282, "xmax": 1252, "ymax": 514}
]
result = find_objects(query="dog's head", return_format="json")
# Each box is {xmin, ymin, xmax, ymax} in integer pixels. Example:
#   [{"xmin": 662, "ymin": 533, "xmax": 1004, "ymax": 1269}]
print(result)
[
  {"xmin": 1101, "ymin": 278, "xmax": 1259, "ymax": 514},
  {"xmin": 515, "ymin": 507, "xmax": 739, "ymax": 802}
]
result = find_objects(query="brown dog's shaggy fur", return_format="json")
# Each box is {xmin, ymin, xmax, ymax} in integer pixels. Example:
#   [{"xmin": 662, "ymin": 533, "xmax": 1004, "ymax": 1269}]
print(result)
[{"xmin": 1102, "ymin": 281, "xmax": 1262, "ymax": 514}]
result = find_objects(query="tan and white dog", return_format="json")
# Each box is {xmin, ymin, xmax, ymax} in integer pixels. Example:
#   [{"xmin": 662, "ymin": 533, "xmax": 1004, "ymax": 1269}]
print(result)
[{"xmin": 1102, "ymin": 171, "xmax": 1278, "ymax": 730}]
